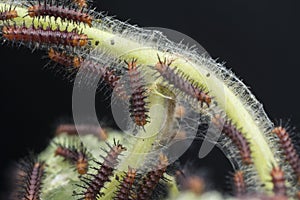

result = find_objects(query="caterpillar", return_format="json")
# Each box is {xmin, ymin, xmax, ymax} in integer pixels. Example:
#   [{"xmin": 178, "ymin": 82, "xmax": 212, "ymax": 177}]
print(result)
[
  {"xmin": 135, "ymin": 154, "xmax": 169, "ymax": 200},
  {"xmin": 48, "ymin": 48, "xmax": 84, "ymax": 68},
  {"xmin": 232, "ymin": 171, "xmax": 246, "ymax": 197},
  {"xmin": 55, "ymin": 123, "xmax": 108, "ymax": 140},
  {"xmin": 212, "ymin": 114, "xmax": 252, "ymax": 165},
  {"xmin": 63, "ymin": 56, "xmax": 128, "ymax": 100},
  {"xmin": 15, "ymin": 156, "xmax": 45, "ymax": 200},
  {"xmin": 54, "ymin": 141, "xmax": 89, "ymax": 175},
  {"xmin": 73, "ymin": 0, "xmax": 88, "ymax": 8},
  {"xmin": 0, "ymin": 4, "xmax": 18, "ymax": 21},
  {"xmin": 296, "ymin": 191, "xmax": 300, "ymax": 200},
  {"xmin": 2, "ymin": 24, "xmax": 89, "ymax": 47},
  {"xmin": 99, "ymin": 66, "xmax": 128, "ymax": 100},
  {"xmin": 272, "ymin": 126, "xmax": 300, "ymax": 183},
  {"xmin": 114, "ymin": 166, "xmax": 137, "ymax": 200},
  {"xmin": 174, "ymin": 105, "xmax": 186, "ymax": 119},
  {"xmin": 179, "ymin": 175, "xmax": 205, "ymax": 195},
  {"xmin": 76, "ymin": 140, "xmax": 126, "ymax": 200},
  {"xmin": 27, "ymin": 0, "xmax": 93, "ymax": 27},
  {"xmin": 126, "ymin": 59, "xmax": 149, "ymax": 127},
  {"xmin": 270, "ymin": 166, "xmax": 287, "ymax": 196},
  {"xmin": 154, "ymin": 55, "xmax": 211, "ymax": 108}
]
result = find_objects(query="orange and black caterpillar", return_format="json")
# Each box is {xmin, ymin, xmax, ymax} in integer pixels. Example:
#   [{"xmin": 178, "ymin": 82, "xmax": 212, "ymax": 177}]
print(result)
[
  {"xmin": 296, "ymin": 191, "xmax": 300, "ymax": 200},
  {"xmin": 125, "ymin": 59, "xmax": 149, "ymax": 127},
  {"xmin": 175, "ymin": 173, "xmax": 205, "ymax": 195},
  {"xmin": 114, "ymin": 166, "xmax": 137, "ymax": 200},
  {"xmin": 72, "ymin": 0, "xmax": 89, "ymax": 8},
  {"xmin": 272, "ymin": 126, "xmax": 300, "ymax": 183},
  {"xmin": 76, "ymin": 140, "xmax": 126, "ymax": 200},
  {"xmin": 15, "ymin": 156, "xmax": 45, "ymax": 200},
  {"xmin": 54, "ymin": 141, "xmax": 89, "ymax": 175},
  {"xmin": 135, "ymin": 154, "xmax": 169, "ymax": 200},
  {"xmin": 232, "ymin": 171, "xmax": 246, "ymax": 197},
  {"xmin": 0, "ymin": 4, "xmax": 18, "ymax": 21},
  {"xmin": 270, "ymin": 166, "xmax": 287, "ymax": 197},
  {"xmin": 27, "ymin": 0, "xmax": 93, "ymax": 27},
  {"xmin": 48, "ymin": 48, "xmax": 84, "ymax": 68},
  {"xmin": 2, "ymin": 23, "xmax": 89, "ymax": 47},
  {"xmin": 98, "ymin": 65, "xmax": 128, "ymax": 100},
  {"xmin": 212, "ymin": 114, "xmax": 252, "ymax": 165},
  {"xmin": 154, "ymin": 55, "xmax": 212, "ymax": 108}
]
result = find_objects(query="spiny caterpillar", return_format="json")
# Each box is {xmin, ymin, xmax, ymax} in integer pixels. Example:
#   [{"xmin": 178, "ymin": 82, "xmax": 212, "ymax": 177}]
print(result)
[
  {"xmin": 15, "ymin": 156, "xmax": 45, "ymax": 200},
  {"xmin": 297, "ymin": 191, "xmax": 300, "ymax": 200},
  {"xmin": 48, "ymin": 48, "xmax": 84, "ymax": 68},
  {"xmin": 232, "ymin": 170, "xmax": 246, "ymax": 197},
  {"xmin": 98, "ymin": 65, "xmax": 128, "ymax": 100},
  {"xmin": 154, "ymin": 55, "xmax": 212, "ymax": 108},
  {"xmin": 272, "ymin": 126, "xmax": 300, "ymax": 183},
  {"xmin": 0, "ymin": 4, "xmax": 18, "ymax": 21},
  {"xmin": 126, "ymin": 59, "xmax": 149, "ymax": 127},
  {"xmin": 212, "ymin": 114, "xmax": 252, "ymax": 165},
  {"xmin": 174, "ymin": 105, "xmax": 186, "ymax": 119},
  {"xmin": 27, "ymin": 0, "xmax": 93, "ymax": 27},
  {"xmin": 135, "ymin": 154, "xmax": 169, "ymax": 200},
  {"xmin": 270, "ymin": 166, "xmax": 287, "ymax": 197},
  {"xmin": 114, "ymin": 166, "xmax": 137, "ymax": 200},
  {"xmin": 54, "ymin": 140, "xmax": 89, "ymax": 175},
  {"xmin": 76, "ymin": 140, "xmax": 127, "ymax": 199},
  {"xmin": 2, "ymin": 24, "xmax": 89, "ymax": 47},
  {"xmin": 176, "ymin": 174, "xmax": 205, "ymax": 195},
  {"xmin": 73, "ymin": 0, "xmax": 88, "ymax": 8}
]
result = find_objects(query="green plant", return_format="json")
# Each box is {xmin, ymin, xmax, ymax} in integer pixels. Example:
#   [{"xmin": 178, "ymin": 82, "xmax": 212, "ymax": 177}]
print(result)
[{"xmin": 1, "ymin": 1, "xmax": 299, "ymax": 200}]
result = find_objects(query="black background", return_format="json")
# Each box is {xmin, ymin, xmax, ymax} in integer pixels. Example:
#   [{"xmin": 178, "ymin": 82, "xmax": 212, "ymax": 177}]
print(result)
[{"xmin": 0, "ymin": 0, "xmax": 299, "ymax": 197}]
